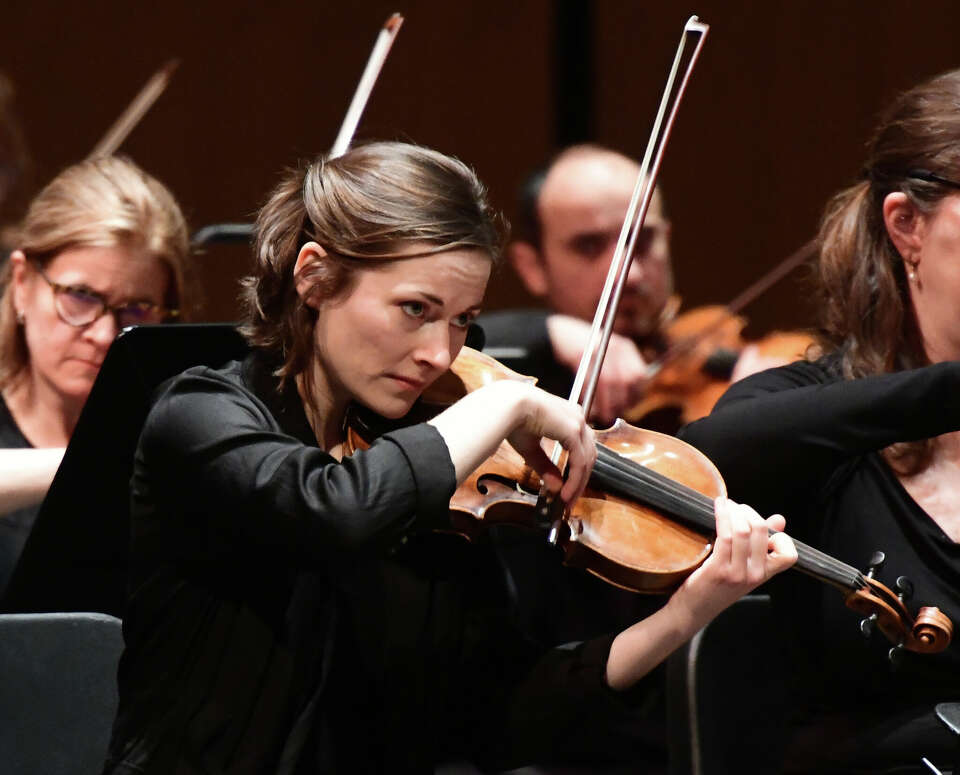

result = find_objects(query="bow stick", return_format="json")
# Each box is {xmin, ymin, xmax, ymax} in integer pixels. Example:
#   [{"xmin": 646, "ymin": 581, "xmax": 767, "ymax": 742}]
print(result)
[
  {"xmin": 569, "ymin": 16, "xmax": 708, "ymax": 423},
  {"xmin": 88, "ymin": 59, "xmax": 180, "ymax": 159},
  {"xmin": 329, "ymin": 12, "xmax": 404, "ymax": 159},
  {"xmin": 187, "ymin": 14, "xmax": 404, "ymax": 246},
  {"xmin": 541, "ymin": 16, "xmax": 709, "ymax": 484}
]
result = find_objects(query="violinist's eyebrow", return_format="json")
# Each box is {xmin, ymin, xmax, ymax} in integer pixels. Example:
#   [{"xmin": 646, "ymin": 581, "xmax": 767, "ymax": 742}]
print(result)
[{"xmin": 411, "ymin": 291, "xmax": 444, "ymax": 307}]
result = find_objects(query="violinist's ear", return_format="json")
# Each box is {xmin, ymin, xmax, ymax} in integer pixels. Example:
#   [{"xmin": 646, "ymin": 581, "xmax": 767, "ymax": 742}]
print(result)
[
  {"xmin": 294, "ymin": 242, "xmax": 327, "ymax": 310},
  {"xmin": 8, "ymin": 250, "xmax": 28, "ymax": 315},
  {"xmin": 882, "ymin": 192, "xmax": 925, "ymax": 266},
  {"xmin": 508, "ymin": 240, "xmax": 549, "ymax": 297}
]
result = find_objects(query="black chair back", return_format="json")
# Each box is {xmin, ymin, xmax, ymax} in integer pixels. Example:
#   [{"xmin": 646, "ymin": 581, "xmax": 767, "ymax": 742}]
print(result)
[
  {"xmin": 0, "ymin": 612, "xmax": 123, "ymax": 774},
  {"xmin": 667, "ymin": 594, "xmax": 789, "ymax": 774}
]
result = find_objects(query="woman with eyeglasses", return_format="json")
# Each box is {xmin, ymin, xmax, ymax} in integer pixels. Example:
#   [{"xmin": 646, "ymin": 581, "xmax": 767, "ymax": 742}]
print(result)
[
  {"xmin": 101, "ymin": 140, "xmax": 797, "ymax": 774},
  {"xmin": 0, "ymin": 155, "xmax": 191, "ymax": 594},
  {"xmin": 680, "ymin": 68, "xmax": 960, "ymax": 772}
]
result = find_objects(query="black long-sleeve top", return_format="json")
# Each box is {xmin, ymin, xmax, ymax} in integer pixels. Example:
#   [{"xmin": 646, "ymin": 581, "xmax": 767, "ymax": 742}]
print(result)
[
  {"xmin": 103, "ymin": 352, "xmax": 644, "ymax": 775},
  {"xmin": 680, "ymin": 356, "xmax": 960, "ymax": 772},
  {"xmin": 0, "ymin": 395, "xmax": 37, "ymax": 596}
]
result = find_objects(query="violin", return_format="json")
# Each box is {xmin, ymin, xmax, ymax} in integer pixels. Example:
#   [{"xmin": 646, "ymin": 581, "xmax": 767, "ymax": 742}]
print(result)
[
  {"xmin": 626, "ymin": 302, "xmax": 816, "ymax": 427},
  {"xmin": 626, "ymin": 236, "xmax": 821, "ymax": 428},
  {"xmin": 346, "ymin": 345, "xmax": 952, "ymax": 658}
]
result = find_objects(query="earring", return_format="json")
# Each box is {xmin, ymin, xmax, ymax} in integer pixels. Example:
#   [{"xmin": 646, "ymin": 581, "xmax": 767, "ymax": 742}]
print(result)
[
  {"xmin": 906, "ymin": 262, "xmax": 922, "ymax": 289},
  {"xmin": 15, "ymin": 309, "xmax": 24, "ymax": 325}
]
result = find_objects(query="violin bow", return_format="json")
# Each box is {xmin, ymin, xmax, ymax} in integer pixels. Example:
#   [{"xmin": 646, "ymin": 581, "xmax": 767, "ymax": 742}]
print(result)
[
  {"xmin": 188, "ymin": 13, "xmax": 403, "ymax": 246},
  {"xmin": 542, "ymin": 16, "xmax": 709, "ymax": 476},
  {"xmin": 328, "ymin": 12, "xmax": 404, "ymax": 159},
  {"xmin": 88, "ymin": 59, "xmax": 180, "ymax": 159}
]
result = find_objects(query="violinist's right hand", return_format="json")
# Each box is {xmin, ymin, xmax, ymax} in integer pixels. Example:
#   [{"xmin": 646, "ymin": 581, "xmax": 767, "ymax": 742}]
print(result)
[
  {"xmin": 427, "ymin": 380, "xmax": 595, "ymax": 504},
  {"xmin": 546, "ymin": 314, "xmax": 649, "ymax": 426}
]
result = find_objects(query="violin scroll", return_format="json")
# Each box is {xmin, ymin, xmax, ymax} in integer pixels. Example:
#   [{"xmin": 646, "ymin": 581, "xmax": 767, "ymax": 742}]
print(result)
[{"xmin": 845, "ymin": 575, "xmax": 952, "ymax": 656}]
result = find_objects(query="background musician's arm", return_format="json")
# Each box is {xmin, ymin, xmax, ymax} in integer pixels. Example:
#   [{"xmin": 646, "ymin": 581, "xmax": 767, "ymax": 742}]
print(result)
[
  {"xmin": 0, "ymin": 448, "xmax": 64, "ymax": 514},
  {"xmin": 680, "ymin": 357, "xmax": 960, "ymax": 511}
]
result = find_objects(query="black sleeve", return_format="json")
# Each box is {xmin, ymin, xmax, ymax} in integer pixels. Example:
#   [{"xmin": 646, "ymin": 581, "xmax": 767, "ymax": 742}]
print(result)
[
  {"xmin": 135, "ymin": 370, "xmax": 456, "ymax": 565},
  {"xmin": 459, "ymin": 620, "xmax": 659, "ymax": 770},
  {"xmin": 678, "ymin": 358, "xmax": 960, "ymax": 511}
]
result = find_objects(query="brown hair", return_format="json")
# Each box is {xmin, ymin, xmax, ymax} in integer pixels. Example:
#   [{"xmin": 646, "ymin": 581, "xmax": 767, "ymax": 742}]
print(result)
[
  {"xmin": 816, "ymin": 68, "xmax": 960, "ymax": 472},
  {"xmin": 0, "ymin": 156, "xmax": 192, "ymax": 390},
  {"xmin": 241, "ymin": 141, "xmax": 507, "ymax": 390}
]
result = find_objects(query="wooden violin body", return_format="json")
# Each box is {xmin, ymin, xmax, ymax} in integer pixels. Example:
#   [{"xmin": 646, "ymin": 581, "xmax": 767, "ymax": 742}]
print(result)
[{"xmin": 626, "ymin": 304, "xmax": 816, "ymax": 427}]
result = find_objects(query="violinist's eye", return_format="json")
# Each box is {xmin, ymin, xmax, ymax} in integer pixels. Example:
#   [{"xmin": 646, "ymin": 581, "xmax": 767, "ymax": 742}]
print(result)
[
  {"xmin": 400, "ymin": 301, "xmax": 426, "ymax": 319},
  {"xmin": 632, "ymin": 228, "xmax": 656, "ymax": 258},
  {"xmin": 451, "ymin": 312, "xmax": 473, "ymax": 330},
  {"xmin": 571, "ymin": 233, "xmax": 609, "ymax": 260}
]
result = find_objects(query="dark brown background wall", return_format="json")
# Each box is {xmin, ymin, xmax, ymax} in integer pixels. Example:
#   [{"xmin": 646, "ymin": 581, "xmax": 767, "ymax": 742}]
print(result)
[{"xmin": 4, "ymin": 1, "xmax": 960, "ymax": 337}]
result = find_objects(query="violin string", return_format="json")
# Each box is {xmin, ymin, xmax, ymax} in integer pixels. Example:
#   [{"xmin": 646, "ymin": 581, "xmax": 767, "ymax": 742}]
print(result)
[
  {"xmin": 592, "ymin": 445, "xmax": 864, "ymax": 589},
  {"xmin": 593, "ymin": 446, "xmax": 863, "ymax": 588}
]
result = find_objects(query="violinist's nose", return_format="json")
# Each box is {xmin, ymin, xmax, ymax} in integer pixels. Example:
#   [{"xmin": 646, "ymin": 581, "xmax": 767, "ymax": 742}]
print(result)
[
  {"xmin": 81, "ymin": 310, "xmax": 120, "ymax": 350},
  {"xmin": 413, "ymin": 321, "xmax": 453, "ymax": 373},
  {"xmin": 624, "ymin": 253, "xmax": 647, "ymax": 291}
]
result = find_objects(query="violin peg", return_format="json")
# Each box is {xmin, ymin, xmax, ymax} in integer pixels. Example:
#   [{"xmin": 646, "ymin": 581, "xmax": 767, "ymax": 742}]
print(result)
[
  {"xmin": 888, "ymin": 639, "xmax": 906, "ymax": 668},
  {"xmin": 865, "ymin": 550, "xmax": 886, "ymax": 578},
  {"xmin": 860, "ymin": 612, "xmax": 878, "ymax": 638},
  {"xmin": 895, "ymin": 575, "xmax": 914, "ymax": 602}
]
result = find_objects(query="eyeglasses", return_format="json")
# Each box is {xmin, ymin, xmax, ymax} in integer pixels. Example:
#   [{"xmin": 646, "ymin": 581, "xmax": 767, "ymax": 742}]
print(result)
[
  {"xmin": 906, "ymin": 169, "xmax": 960, "ymax": 190},
  {"xmin": 30, "ymin": 261, "xmax": 178, "ymax": 328}
]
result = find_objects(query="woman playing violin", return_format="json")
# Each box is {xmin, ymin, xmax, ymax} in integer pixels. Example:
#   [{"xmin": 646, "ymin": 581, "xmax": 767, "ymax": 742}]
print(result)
[
  {"xmin": 103, "ymin": 141, "xmax": 796, "ymax": 774},
  {"xmin": 0, "ymin": 156, "xmax": 191, "ymax": 595},
  {"xmin": 681, "ymin": 68, "xmax": 960, "ymax": 773}
]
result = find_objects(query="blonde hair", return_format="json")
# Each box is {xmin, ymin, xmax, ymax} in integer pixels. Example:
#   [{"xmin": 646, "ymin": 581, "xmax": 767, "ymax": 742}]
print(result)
[
  {"xmin": 241, "ymin": 141, "xmax": 506, "ymax": 391},
  {"xmin": 0, "ymin": 156, "xmax": 192, "ymax": 389},
  {"xmin": 816, "ymin": 68, "xmax": 960, "ymax": 473}
]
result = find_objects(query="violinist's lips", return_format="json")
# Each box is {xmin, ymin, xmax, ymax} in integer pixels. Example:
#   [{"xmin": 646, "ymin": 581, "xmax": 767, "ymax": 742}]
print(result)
[{"xmin": 386, "ymin": 374, "xmax": 425, "ymax": 391}]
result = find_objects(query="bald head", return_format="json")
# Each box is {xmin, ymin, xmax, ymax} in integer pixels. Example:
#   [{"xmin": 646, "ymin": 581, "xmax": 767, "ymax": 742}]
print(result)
[{"xmin": 510, "ymin": 146, "xmax": 673, "ymax": 339}]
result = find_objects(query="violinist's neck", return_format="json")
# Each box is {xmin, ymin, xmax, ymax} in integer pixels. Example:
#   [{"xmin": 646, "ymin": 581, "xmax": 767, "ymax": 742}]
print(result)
[
  {"xmin": 295, "ymin": 368, "xmax": 348, "ymax": 454},
  {"xmin": 2, "ymin": 369, "xmax": 78, "ymax": 447}
]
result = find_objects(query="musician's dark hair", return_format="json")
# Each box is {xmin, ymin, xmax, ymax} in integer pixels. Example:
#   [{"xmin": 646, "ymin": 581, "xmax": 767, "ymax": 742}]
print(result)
[
  {"xmin": 515, "ymin": 144, "xmax": 667, "ymax": 250},
  {"xmin": 241, "ymin": 140, "xmax": 507, "ymax": 397},
  {"xmin": 816, "ymin": 67, "xmax": 960, "ymax": 473}
]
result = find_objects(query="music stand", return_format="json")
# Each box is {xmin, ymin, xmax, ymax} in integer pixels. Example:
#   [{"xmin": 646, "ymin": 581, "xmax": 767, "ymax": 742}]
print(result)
[{"xmin": 1, "ymin": 324, "xmax": 248, "ymax": 616}]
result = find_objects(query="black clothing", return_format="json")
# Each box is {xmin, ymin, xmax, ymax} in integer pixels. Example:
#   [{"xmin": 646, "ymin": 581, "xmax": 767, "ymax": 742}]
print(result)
[
  {"xmin": 479, "ymin": 309, "xmax": 575, "ymax": 400},
  {"xmin": 104, "ymin": 352, "xmax": 648, "ymax": 775},
  {"xmin": 0, "ymin": 394, "xmax": 36, "ymax": 596},
  {"xmin": 478, "ymin": 308, "xmax": 666, "ymax": 635},
  {"xmin": 478, "ymin": 309, "xmax": 669, "ymax": 771},
  {"xmin": 680, "ymin": 356, "xmax": 960, "ymax": 773}
]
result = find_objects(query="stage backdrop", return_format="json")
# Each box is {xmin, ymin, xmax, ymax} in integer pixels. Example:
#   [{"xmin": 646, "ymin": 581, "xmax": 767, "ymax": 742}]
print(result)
[{"xmin": 4, "ymin": 0, "xmax": 960, "ymax": 337}]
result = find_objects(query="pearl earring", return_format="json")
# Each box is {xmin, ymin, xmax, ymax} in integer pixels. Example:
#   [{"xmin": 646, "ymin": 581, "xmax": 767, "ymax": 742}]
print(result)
[{"xmin": 15, "ymin": 309, "xmax": 24, "ymax": 325}]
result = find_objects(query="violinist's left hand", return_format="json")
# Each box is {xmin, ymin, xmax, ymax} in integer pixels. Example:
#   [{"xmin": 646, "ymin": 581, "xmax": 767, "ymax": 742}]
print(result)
[
  {"xmin": 673, "ymin": 496, "xmax": 797, "ymax": 625},
  {"xmin": 604, "ymin": 496, "xmax": 796, "ymax": 691}
]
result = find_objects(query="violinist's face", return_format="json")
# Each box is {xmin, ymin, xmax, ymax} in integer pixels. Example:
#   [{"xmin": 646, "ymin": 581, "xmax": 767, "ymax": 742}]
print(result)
[
  {"xmin": 307, "ymin": 246, "xmax": 491, "ymax": 419},
  {"xmin": 10, "ymin": 246, "xmax": 171, "ymax": 405},
  {"xmin": 886, "ymin": 191, "xmax": 960, "ymax": 363},
  {"xmin": 513, "ymin": 151, "xmax": 673, "ymax": 339}
]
